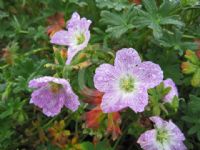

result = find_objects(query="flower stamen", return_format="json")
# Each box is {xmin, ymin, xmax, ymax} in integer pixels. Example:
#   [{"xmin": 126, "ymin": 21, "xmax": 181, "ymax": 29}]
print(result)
[{"xmin": 120, "ymin": 75, "xmax": 134, "ymax": 93}]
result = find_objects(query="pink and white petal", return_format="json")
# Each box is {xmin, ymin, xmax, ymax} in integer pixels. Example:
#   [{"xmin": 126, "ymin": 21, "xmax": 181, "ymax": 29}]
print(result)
[
  {"xmin": 170, "ymin": 142, "xmax": 187, "ymax": 150},
  {"xmin": 150, "ymin": 116, "xmax": 165, "ymax": 128},
  {"xmin": 73, "ymin": 30, "xmax": 90, "ymax": 51},
  {"xmin": 67, "ymin": 12, "xmax": 81, "ymax": 29},
  {"xmin": 29, "ymin": 76, "xmax": 69, "ymax": 88},
  {"xmin": 114, "ymin": 48, "xmax": 141, "ymax": 71},
  {"xmin": 50, "ymin": 30, "xmax": 69, "ymax": 46},
  {"xmin": 94, "ymin": 64, "xmax": 119, "ymax": 92},
  {"xmin": 100, "ymin": 92, "xmax": 126, "ymax": 113},
  {"xmin": 30, "ymin": 87, "xmax": 65, "ymax": 117},
  {"xmin": 42, "ymin": 92, "xmax": 65, "ymax": 117},
  {"xmin": 29, "ymin": 76, "xmax": 54, "ymax": 88},
  {"xmin": 167, "ymin": 120, "xmax": 185, "ymax": 141},
  {"xmin": 64, "ymin": 88, "xmax": 80, "ymax": 111},
  {"xmin": 137, "ymin": 129, "xmax": 158, "ymax": 150},
  {"xmin": 126, "ymin": 87, "xmax": 149, "ymax": 113},
  {"xmin": 133, "ymin": 61, "xmax": 163, "ymax": 89},
  {"xmin": 80, "ymin": 18, "xmax": 92, "ymax": 30},
  {"xmin": 163, "ymin": 78, "xmax": 178, "ymax": 103},
  {"xmin": 30, "ymin": 87, "xmax": 49, "ymax": 108},
  {"xmin": 66, "ymin": 48, "xmax": 80, "ymax": 64}
]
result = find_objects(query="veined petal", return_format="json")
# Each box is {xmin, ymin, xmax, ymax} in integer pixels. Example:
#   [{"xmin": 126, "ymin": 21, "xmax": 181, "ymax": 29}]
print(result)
[
  {"xmin": 66, "ymin": 48, "xmax": 79, "ymax": 64},
  {"xmin": 150, "ymin": 116, "xmax": 165, "ymax": 128},
  {"xmin": 50, "ymin": 30, "xmax": 68, "ymax": 45},
  {"xmin": 64, "ymin": 86, "xmax": 80, "ymax": 111},
  {"xmin": 114, "ymin": 48, "xmax": 141, "ymax": 71},
  {"xmin": 163, "ymin": 79, "xmax": 178, "ymax": 103},
  {"xmin": 133, "ymin": 61, "xmax": 163, "ymax": 89},
  {"xmin": 67, "ymin": 12, "xmax": 81, "ymax": 29},
  {"xmin": 29, "ymin": 76, "xmax": 69, "ymax": 88},
  {"xmin": 137, "ymin": 130, "xmax": 158, "ymax": 150},
  {"xmin": 125, "ymin": 86, "xmax": 148, "ymax": 113},
  {"xmin": 94, "ymin": 64, "xmax": 119, "ymax": 92},
  {"xmin": 30, "ymin": 87, "xmax": 65, "ymax": 117},
  {"xmin": 101, "ymin": 92, "xmax": 126, "ymax": 113}
]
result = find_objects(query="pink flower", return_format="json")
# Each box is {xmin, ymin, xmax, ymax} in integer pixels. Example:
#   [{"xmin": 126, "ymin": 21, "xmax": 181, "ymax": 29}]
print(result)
[
  {"xmin": 50, "ymin": 12, "xmax": 91, "ymax": 64},
  {"xmin": 94, "ymin": 48, "xmax": 163, "ymax": 113},
  {"xmin": 137, "ymin": 116, "xmax": 186, "ymax": 150},
  {"xmin": 29, "ymin": 76, "xmax": 80, "ymax": 117}
]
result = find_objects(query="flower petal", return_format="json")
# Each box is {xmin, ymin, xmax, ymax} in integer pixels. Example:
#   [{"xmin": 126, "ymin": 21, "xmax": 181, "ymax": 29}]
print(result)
[
  {"xmin": 30, "ymin": 87, "xmax": 65, "ymax": 117},
  {"xmin": 137, "ymin": 129, "xmax": 158, "ymax": 150},
  {"xmin": 66, "ymin": 48, "xmax": 79, "ymax": 64},
  {"xmin": 167, "ymin": 120, "xmax": 185, "ymax": 141},
  {"xmin": 114, "ymin": 48, "xmax": 141, "ymax": 71},
  {"xmin": 133, "ymin": 61, "xmax": 163, "ymax": 89},
  {"xmin": 50, "ymin": 30, "xmax": 69, "ymax": 45},
  {"xmin": 125, "ymin": 86, "xmax": 148, "ymax": 113},
  {"xmin": 67, "ymin": 12, "xmax": 81, "ymax": 29},
  {"xmin": 150, "ymin": 116, "xmax": 165, "ymax": 128},
  {"xmin": 163, "ymin": 78, "xmax": 178, "ymax": 103},
  {"xmin": 100, "ymin": 92, "xmax": 126, "ymax": 113},
  {"xmin": 64, "ymin": 87, "xmax": 80, "ymax": 111},
  {"xmin": 94, "ymin": 64, "xmax": 119, "ymax": 92},
  {"xmin": 29, "ymin": 76, "xmax": 69, "ymax": 88}
]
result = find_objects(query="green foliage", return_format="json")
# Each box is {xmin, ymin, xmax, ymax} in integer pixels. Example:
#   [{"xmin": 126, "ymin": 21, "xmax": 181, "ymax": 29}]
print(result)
[
  {"xmin": 134, "ymin": 0, "xmax": 184, "ymax": 39},
  {"xmin": 100, "ymin": 6, "xmax": 136, "ymax": 38},
  {"xmin": 0, "ymin": 0, "xmax": 200, "ymax": 149},
  {"xmin": 80, "ymin": 140, "xmax": 112, "ymax": 150},
  {"xmin": 95, "ymin": 0, "xmax": 130, "ymax": 11},
  {"xmin": 148, "ymin": 82, "xmax": 178, "ymax": 116},
  {"xmin": 182, "ymin": 95, "xmax": 200, "ymax": 141},
  {"xmin": 146, "ymin": 49, "xmax": 184, "ymax": 85}
]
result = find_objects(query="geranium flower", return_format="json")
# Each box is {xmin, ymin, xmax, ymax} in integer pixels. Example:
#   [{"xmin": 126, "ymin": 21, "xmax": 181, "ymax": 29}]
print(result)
[
  {"xmin": 163, "ymin": 79, "xmax": 178, "ymax": 103},
  {"xmin": 50, "ymin": 12, "xmax": 91, "ymax": 64},
  {"xmin": 94, "ymin": 48, "xmax": 163, "ymax": 113},
  {"xmin": 29, "ymin": 76, "xmax": 80, "ymax": 117},
  {"xmin": 137, "ymin": 116, "xmax": 186, "ymax": 150}
]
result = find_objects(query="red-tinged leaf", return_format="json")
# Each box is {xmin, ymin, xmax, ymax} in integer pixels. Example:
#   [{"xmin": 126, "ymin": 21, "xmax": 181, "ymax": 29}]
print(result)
[
  {"xmin": 107, "ymin": 112, "xmax": 122, "ymax": 140},
  {"xmin": 85, "ymin": 106, "xmax": 104, "ymax": 129},
  {"xmin": 46, "ymin": 12, "xmax": 65, "ymax": 37},
  {"xmin": 81, "ymin": 88, "xmax": 104, "ymax": 105}
]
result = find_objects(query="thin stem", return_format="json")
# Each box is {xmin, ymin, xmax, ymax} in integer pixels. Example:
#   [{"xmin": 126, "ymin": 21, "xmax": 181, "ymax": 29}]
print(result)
[
  {"xmin": 75, "ymin": 120, "xmax": 78, "ymax": 136},
  {"xmin": 24, "ymin": 47, "xmax": 49, "ymax": 56}
]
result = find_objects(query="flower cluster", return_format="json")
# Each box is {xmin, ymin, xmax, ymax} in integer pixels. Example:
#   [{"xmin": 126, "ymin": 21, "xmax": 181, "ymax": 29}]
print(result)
[{"xmin": 28, "ymin": 12, "xmax": 187, "ymax": 150}]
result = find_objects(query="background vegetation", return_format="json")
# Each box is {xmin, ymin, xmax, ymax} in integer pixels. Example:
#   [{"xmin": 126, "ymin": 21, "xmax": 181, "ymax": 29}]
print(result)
[{"xmin": 0, "ymin": 0, "xmax": 200, "ymax": 149}]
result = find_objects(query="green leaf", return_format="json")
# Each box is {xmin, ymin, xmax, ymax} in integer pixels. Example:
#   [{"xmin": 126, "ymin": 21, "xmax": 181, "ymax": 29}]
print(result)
[
  {"xmin": 188, "ymin": 125, "xmax": 200, "ymax": 135},
  {"xmin": 100, "ymin": 7, "xmax": 136, "ymax": 38},
  {"xmin": 135, "ymin": 0, "xmax": 183, "ymax": 39},
  {"xmin": 160, "ymin": 17, "xmax": 184, "ymax": 26},
  {"xmin": 80, "ymin": 142, "xmax": 94, "ymax": 150},
  {"xmin": 142, "ymin": 0, "xmax": 158, "ymax": 14},
  {"xmin": 96, "ymin": 0, "xmax": 130, "ymax": 11}
]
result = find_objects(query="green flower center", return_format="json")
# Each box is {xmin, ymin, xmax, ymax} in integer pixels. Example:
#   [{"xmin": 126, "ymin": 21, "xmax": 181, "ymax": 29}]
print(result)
[
  {"xmin": 156, "ymin": 129, "xmax": 169, "ymax": 144},
  {"xmin": 77, "ymin": 33, "xmax": 85, "ymax": 45},
  {"xmin": 49, "ymin": 82, "xmax": 63, "ymax": 93},
  {"xmin": 119, "ymin": 75, "xmax": 134, "ymax": 93}
]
